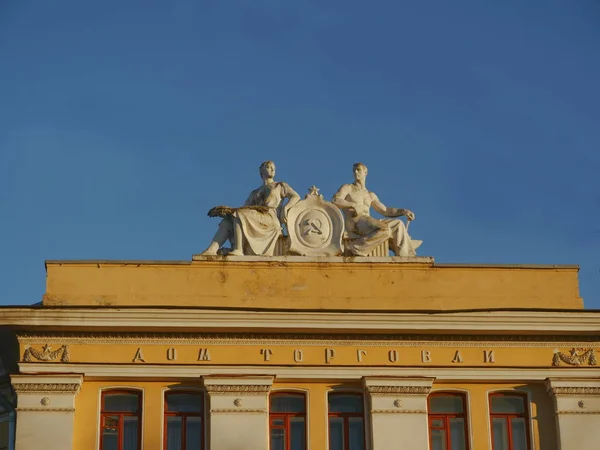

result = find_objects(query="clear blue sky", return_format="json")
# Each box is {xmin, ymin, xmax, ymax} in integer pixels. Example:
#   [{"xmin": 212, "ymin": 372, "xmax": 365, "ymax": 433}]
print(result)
[{"xmin": 1, "ymin": 0, "xmax": 599, "ymax": 308}]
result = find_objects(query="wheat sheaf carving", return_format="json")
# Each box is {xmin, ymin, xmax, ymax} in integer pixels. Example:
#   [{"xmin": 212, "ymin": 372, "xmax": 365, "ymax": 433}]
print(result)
[
  {"xmin": 22, "ymin": 344, "xmax": 70, "ymax": 363},
  {"xmin": 552, "ymin": 348, "xmax": 596, "ymax": 367}
]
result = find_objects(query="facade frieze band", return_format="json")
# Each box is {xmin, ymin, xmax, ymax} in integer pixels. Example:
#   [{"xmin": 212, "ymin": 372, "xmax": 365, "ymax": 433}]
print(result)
[{"xmin": 16, "ymin": 331, "xmax": 600, "ymax": 348}]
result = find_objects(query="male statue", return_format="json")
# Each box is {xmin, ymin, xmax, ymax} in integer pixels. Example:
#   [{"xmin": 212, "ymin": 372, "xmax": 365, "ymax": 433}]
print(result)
[{"xmin": 332, "ymin": 163, "xmax": 418, "ymax": 257}]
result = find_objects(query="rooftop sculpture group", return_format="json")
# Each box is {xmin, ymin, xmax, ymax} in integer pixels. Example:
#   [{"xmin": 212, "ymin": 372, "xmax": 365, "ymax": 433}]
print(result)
[{"xmin": 200, "ymin": 161, "xmax": 422, "ymax": 257}]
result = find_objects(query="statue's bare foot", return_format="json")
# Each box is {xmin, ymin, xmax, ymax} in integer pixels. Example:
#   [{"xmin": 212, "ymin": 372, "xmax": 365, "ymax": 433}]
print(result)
[{"xmin": 199, "ymin": 243, "xmax": 219, "ymax": 256}]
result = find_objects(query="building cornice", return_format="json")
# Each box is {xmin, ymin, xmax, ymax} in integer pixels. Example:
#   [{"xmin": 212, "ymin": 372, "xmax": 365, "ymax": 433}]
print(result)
[{"xmin": 2, "ymin": 309, "xmax": 600, "ymax": 334}]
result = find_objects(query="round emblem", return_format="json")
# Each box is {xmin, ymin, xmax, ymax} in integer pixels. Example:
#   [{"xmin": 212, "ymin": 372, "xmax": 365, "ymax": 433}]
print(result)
[{"xmin": 295, "ymin": 209, "xmax": 332, "ymax": 248}]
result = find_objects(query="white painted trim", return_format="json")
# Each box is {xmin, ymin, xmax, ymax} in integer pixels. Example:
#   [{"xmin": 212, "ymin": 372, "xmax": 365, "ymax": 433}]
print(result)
[
  {"xmin": 96, "ymin": 386, "xmax": 145, "ymax": 450},
  {"xmin": 19, "ymin": 363, "xmax": 600, "ymax": 381},
  {"xmin": 428, "ymin": 388, "xmax": 474, "ymax": 450},
  {"xmin": 485, "ymin": 387, "xmax": 535, "ymax": 450},
  {"xmin": 3, "ymin": 309, "xmax": 600, "ymax": 333}
]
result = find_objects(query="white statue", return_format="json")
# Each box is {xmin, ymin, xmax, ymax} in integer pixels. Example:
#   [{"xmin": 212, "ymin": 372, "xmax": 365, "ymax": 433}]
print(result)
[
  {"xmin": 332, "ymin": 162, "xmax": 420, "ymax": 257},
  {"xmin": 200, "ymin": 161, "xmax": 300, "ymax": 256}
]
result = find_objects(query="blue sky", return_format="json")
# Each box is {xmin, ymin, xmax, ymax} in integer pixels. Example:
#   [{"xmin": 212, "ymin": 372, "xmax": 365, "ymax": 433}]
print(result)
[{"xmin": 1, "ymin": 0, "xmax": 599, "ymax": 308}]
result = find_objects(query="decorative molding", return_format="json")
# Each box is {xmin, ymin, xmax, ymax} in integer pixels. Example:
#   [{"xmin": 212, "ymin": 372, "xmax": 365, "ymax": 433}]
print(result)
[
  {"xmin": 40, "ymin": 397, "xmax": 50, "ymax": 406},
  {"xmin": 371, "ymin": 409, "xmax": 427, "ymax": 414},
  {"xmin": 210, "ymin": 408, "xmax": 267, "ymax": 413},
  {"xmin": 16, "ymin": 407, "xmax": 75, "ymax": 412},
  {"xmin": 204, "ymin": 385, "xmax": 271, "ymax": 396},
  {"xmin": 233, "ymin": 398, "xmax": 243, "ymax": 407},
  {"xmin": 366, "ymin": 386, "xmax": 431, "ymax": 396},
  {"xmin": 552, "ymin": 348, "xmax": 597, "ymax": 366},
  {"xmin": 556, "ymin": 410, "xmax": 600, "ymax": 415},
  {"xmin": 17, "ymin": 331, "xmax": 600, "ymax": 348},
  {"xmin": 12, "ymin": 383, "xmax": 81, "ymax": 394},
  {"xmin": 550, "ymin": 387, "xmax": 600, "ymax": 397},
  {"xmin": 19, "ymin": 362, "xmax": 600, "ymax": 381},
  {"xmin": 22, "ymin": 344, "xmax": 69, "ymax": 363}
]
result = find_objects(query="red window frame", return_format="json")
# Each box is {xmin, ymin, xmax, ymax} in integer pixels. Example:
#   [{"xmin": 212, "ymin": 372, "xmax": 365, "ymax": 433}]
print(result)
[
  {"xmin": 100, "ymin": 390, "xmax": 142, "ymax": 450},
  {"xmin": 163, "ymin": 391, "xmax": 204, "ymax": 450},
  {"xmin": 489, "ymin": 393, "xmax": 531, "ymax": 450},
  {"xmin": 269, "ymin": 392, "xmax": 307, "ymax": 450},
  {"xmin": 327, "ymin": 392, "xmax": 365, "ymax": 450},
  {"xmin": 427, "ymin": 392, "xmax": 470, "ymax": 450}
]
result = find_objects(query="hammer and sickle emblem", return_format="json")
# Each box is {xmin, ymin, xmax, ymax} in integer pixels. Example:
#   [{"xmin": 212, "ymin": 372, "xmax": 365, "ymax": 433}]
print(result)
[{"xmin": 303, "ymin": 218, "xmax": 323, "ymax": 235}]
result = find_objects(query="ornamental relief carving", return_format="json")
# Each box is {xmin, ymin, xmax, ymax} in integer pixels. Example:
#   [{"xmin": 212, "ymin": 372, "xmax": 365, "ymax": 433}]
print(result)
[
  {"xmin": 204, "ymin": 385, "xmax": 271, "ymax": 396},
  {"xmin": 13, "ymin": 383, "xmax": 81, "ymax": 394},
  {"xmin": 366, "ymin": 386, "xmax": 432, "ymax": 396},
  {"xmin": 371, "ymin": 409, "xmax": 427, "ymax": 414},
  {"xmin": 550, "ymin": 387, "xmax": 600, "ymax": 397},
  {"xmin": 552, "ymin": 348, "xmax": 597, "ymax": 367},
  {"xmin": 17, "ymin": 331, "xmax": 600, "ymax": 348},
  {"xmin": 22, "ymin": 344, "xmax": 70, "ymax": 363}
]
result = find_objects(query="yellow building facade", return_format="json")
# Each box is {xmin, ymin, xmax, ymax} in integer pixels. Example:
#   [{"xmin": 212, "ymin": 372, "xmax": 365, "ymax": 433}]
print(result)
[{"xmin": 1, "ymin": 257, "xmax": 599, "ymax": 450}]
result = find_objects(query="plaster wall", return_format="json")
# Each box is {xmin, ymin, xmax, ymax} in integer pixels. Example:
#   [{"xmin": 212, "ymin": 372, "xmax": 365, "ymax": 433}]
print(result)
[{"xmin": 43, "ymin": 261, "xmax": 583, "ymax": 310}]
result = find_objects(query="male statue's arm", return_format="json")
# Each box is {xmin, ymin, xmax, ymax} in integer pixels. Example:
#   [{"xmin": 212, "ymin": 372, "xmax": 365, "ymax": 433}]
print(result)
[
  {"xmin": 371, "ymin": 194, "xmax": 415, "ymax": 220},
  {"xmin": 332, "ymin": 185, "xmax": 356, "ymax": 209}
]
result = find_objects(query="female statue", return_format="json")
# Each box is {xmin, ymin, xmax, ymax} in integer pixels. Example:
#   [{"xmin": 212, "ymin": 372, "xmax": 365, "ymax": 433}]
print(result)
[{"xmin": 200, "ymin": 161, "xmax": 300, "ymax": 256}]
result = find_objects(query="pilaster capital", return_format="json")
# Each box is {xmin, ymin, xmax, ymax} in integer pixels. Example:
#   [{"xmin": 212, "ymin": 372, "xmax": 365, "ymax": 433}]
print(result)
[
  {"xmin": 11, "ymin": 375, "xmax": 83, "ymax": 395},
  {"xmin": 546, "ymin": 378, "xmax": 600, "ymax": 398},
  {"xmin": 202, "ymin": 376, "xmax": 273, "ymax": 396},
  {"xmin": 363, "ymin": 377, "xmax": 434, "ymax": 397}
]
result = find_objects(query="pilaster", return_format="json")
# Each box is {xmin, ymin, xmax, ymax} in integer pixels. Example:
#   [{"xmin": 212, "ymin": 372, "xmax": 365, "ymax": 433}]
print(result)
[
  {"xmin": 546, "ymin": 378, "xmax": 600, "ymax": 450},
  {"xmin": 11, "ymin": 374, "xmax": 82, "ymax": 450},
  {"xmin": 203, "ymin": 375, "xmax": 273, "ymax": 450},
  {"xmin": 363, "ymin": 377, "xmax": 434, "ymax": 450}
]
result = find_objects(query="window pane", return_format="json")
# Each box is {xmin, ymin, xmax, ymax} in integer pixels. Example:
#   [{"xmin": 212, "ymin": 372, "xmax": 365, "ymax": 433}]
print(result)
[
  {"xmin": 328, "ymin": 394, "xmax": 363, "ymax": 413},
  {"xmin": 430, "ymin": 395, "xmax": 464, "ymax": 414},
  {"xmin": 329, "ymin": 417, "xmax": 344, "ymax": 450},
  {"xmin": 491, "ymin": 395, "xmax": 525, "ymax": 414},
  {"xmin": 104, "ymin": 393, "xmax": 139, "ymax": 412},
  {"xmin": 271, "ymin": 395, "xmax": 306, "ymax": 413},
  {"xmin": 271, "ymin": 418, "xmax": 285, "ymax": 427},
  {"xmin": 186, "ymin": 417, "xmax": 202, "ymax": 450},
  {"xmin": 123, "ymin": 416, "xmax": 138, "ymax": 450},
  {"xmin": 167, "ymin": 393, "xmax": 203, "ymax": 413},
  {"xmin": 101, "ymin": 421, "xmax": 119, "ymax": 450},
  {"xmin": 511, "ymin": 418, "xmax": 528, "ymax": 450},
  {"xmin": 166, "ymin": 416, "xmax": 182, "ymax": 450},
  {"xmin": 290, "ymin": 417, "xmax": 306, "ymax": 450},
  {"xmin": 430, "ymin": 429, "xmax": 447, "ymax": 450},
  {"xmin": 492, "ymin": 418, "xmax": 509, "ymax": 450},
  {"xmin": 449, "ymin": 418, "xmax": 467, "ymax": 450},
  {"xmin": 348, "ymin": 417, "xmax": 364, "ymax": 450},
  {"xmin": 430, "ymin": 418, "xmax": 444, "ymax": 428},
  {"xmin": 270, "ymin": 428, "xmax": 285, "ymax": 450}
]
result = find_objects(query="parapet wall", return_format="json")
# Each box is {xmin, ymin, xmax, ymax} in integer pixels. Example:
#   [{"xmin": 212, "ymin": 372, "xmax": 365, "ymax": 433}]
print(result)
[{"xmin": 42, "ymin": 258, "xmax": 583, "ymax": 310}]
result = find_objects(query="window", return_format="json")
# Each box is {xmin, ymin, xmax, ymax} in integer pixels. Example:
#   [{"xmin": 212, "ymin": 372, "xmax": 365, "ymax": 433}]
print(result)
[
  {"xmin": 269, "ymin": 392, "xmax": 306, "ymax": 450},
  {"xmin": 428, "ymin": 393, "xmax": 469, "ymax": 450},
  {"xmin": 164, "ymin": 391, "xmax": 204, "ymax": 450},
  {"xmin": 100, "ymin": 390, "xmax": 142, "ymax": 450},
  {"xmin": 328, "ymin": 393, "xmax": 365, "ymax": 450},
  {"xmin": 489, "ymin": 393, "xmax": 530, "ymax": 450}
]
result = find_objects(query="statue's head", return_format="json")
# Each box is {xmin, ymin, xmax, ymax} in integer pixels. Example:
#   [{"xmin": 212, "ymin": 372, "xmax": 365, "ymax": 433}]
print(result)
[
  {"xmin": 259, "ymin": 160, "xmax": 276, "ymax": 180},
  {"xmin": 353, "ymin": 162, "xmax": 368, "ymax": 181}
]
